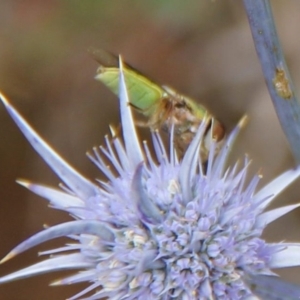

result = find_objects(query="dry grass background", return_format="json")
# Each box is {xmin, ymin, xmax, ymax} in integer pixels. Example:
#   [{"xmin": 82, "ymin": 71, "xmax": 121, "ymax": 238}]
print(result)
[{"xmin": 0, "ymin": 1, "xmax": 300, "ymax": 299}]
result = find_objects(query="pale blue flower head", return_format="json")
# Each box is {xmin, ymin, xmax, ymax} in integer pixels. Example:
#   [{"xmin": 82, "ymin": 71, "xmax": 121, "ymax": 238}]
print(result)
[{"xmin": 1, "ymin": 60, "xmax": 300, "ymax": 299}]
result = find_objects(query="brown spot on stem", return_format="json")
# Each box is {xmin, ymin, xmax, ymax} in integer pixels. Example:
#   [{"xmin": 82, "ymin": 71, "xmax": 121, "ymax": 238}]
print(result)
[
  {"xmin": 272, "ymin": 46, "xmax": 278, "ymax": 54},
  {"xmin": 273, "ymin": 68, "xmax": 292, "ymax": 99}
]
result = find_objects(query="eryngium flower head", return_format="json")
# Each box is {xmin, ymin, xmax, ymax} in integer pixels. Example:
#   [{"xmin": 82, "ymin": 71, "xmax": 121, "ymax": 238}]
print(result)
[{"xmin": 1, "ymin": 63, "xmax": 300, "ymax": 299}]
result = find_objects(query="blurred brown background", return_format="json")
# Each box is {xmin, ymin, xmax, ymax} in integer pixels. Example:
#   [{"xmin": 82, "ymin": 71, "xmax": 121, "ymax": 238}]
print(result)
[{"xmin": 0, "ymin": 1, "xmax": 300, "ymax": 299}]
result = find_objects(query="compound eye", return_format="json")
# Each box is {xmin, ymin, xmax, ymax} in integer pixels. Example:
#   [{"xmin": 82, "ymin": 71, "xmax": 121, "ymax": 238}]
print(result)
[{"xmin": 212, "ymin": 121, "xmax": 225, "ymax": 142}]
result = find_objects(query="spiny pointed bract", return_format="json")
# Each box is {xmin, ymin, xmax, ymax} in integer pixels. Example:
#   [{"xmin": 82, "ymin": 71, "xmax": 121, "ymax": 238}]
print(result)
[
  {"xmin": 17, "ymin": 180, "xmax": 85, "ymax": 209},
  {"xmin": 0, "ymin": 254, "xmax": 94, "ymax": 283},
  {"xmin": 1, "ymin": 67, "xmax": 300, "ymax": 300},
  {"xmin": 118, "ymin": 56, "xmax": 144, "ymax": 170},
  {"xmin": 2, "ymin": 221, "xmax": 114, "ymax": 261},
  {"xmin": 0, "ymin": 92, "xmax": 98, "ymax": 201}
]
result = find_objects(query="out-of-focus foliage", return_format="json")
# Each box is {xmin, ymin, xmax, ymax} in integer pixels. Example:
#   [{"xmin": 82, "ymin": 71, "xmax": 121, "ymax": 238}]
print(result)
[{"xmin": 0, "ymin": 1, "xmax": 300, "ymax": 299}]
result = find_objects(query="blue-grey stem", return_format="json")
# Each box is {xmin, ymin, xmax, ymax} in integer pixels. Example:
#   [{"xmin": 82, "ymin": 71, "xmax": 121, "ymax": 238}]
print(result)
[
  {"xmin": 243, "ymin": 0, "xmax": 300, "ymax": 164},
  {"xmin": 246, "ymin": 274, "xmax": 300, "ymax": 300}
]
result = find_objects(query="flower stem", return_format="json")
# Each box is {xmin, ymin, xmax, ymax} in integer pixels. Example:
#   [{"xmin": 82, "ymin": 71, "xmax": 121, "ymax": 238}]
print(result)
[{"xmin": 243, "ymin": 0, "xmax": 300, "ymax": 164}]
